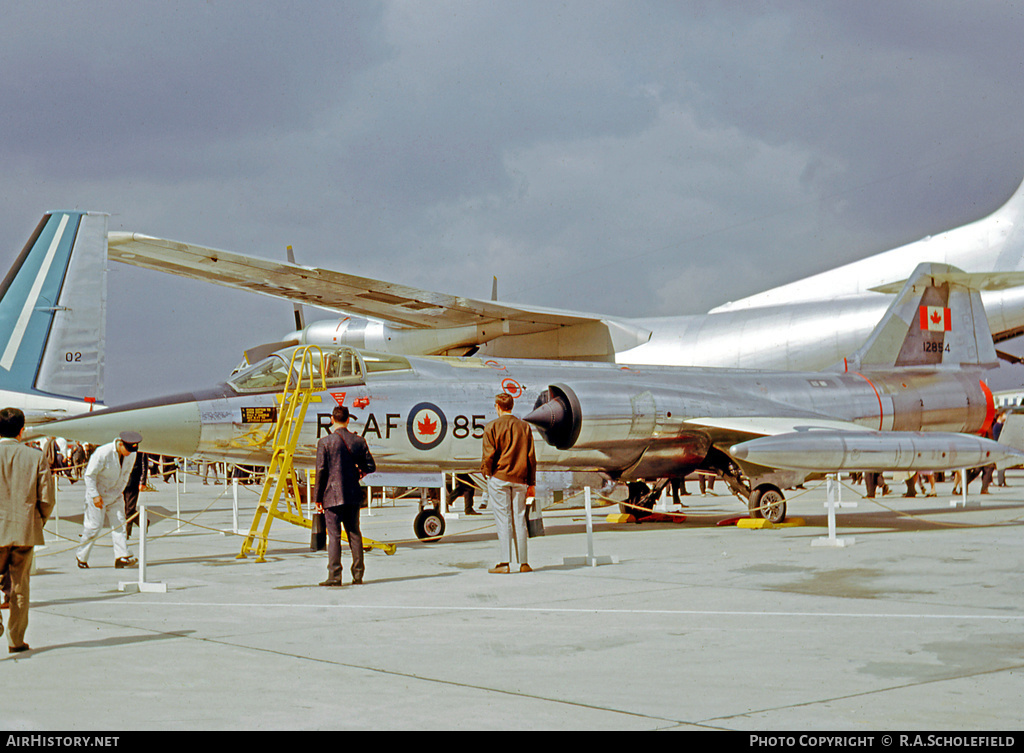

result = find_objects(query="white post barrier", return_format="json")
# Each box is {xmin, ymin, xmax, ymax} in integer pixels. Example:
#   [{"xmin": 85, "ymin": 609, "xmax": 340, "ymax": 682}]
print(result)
[
  {"xmin": 563, "ymin": 486, "xmax": 618, "ymax": 567},
  {"xmin": 813, "ymin": 473, "xmax": 855, "ymax": 548},
  {"xmin": 439, "ymin": 472, "xmax": 446, "ymax": 520},
  {"xmin": 174, "ymin": 459, "xmax": 184, "ymax": 534},
  {"xmin": 306, "ymin": 469, "xmax": 313, "ymax": 518},
  {"xmin": 950, "ymin": 467, "xmax": 976, "ymax": 508},
  {"xmin": 230, "ymin": 478, "xmax": 240, "ymax": 534},
  {"xmin": 118, "ymin": 502, "xmax": 167, "ymax": 593}
]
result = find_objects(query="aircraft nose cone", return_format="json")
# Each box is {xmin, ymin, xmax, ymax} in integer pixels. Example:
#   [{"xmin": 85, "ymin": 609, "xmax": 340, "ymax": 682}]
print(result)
[{"xmin": 35, "ymin": 397, "xmax": 202, "ymax": 458}]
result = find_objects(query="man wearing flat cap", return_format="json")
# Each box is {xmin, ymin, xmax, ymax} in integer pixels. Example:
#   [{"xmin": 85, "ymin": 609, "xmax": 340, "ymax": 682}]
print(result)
[
  {"xmin": 314, "ymin": 405, "xmax": 375, "ymax": 586},
  {"xmin": 76, "ymin": 431, "xmax": 143, "ymax": 569}
]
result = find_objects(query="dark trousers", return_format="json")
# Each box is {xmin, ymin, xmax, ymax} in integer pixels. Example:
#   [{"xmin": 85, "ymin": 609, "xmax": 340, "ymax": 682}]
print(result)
[
  {"xmin": 325, "ymin": 504, "xmax": 364, "ymax": 583},
  {"xmin": 865, "ymin": 472, "xmax": 885, "ymax": 497},
  {"xmin": 449, "ymin": 478, "xmax": 476, "ymax": 512}
]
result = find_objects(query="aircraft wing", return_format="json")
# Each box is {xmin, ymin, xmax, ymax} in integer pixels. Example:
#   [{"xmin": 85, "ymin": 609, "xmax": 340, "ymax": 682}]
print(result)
[
  {"xmin": 106, "ymin": 233, "xmax": 647, "ymax": 346},
  {"xmin": 683, "ymin": 415, "xmax": 873, "ymax": 439},
  {"xmin": 869, "ymin": 270, "xmax": 1024, "ymax": 294}
]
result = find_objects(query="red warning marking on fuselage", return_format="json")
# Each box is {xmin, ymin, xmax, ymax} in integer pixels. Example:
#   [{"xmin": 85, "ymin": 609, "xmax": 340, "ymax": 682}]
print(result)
[
  {"xmin": 501, "ymin": 378, "xmax": 523, "ymax": 397},
  {"xmin": 853, "ymin": 372, "xmax": 884, "ymax": 431},
  {"xmin": 979, "ymin": 380, "xmax": 996, "ymax": 436}
]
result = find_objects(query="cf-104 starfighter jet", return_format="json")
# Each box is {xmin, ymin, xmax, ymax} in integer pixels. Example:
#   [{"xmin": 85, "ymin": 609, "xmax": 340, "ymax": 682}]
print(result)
[{"xmin": 37, "ymin": 263, "xmax": 1024, "ymax": 525}]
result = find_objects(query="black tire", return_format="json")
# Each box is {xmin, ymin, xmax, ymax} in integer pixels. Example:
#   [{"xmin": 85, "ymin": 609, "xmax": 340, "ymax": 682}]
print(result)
[
  {"xmin": 413, "ymin": 509, "xmax": 446, "ymax": 540},
  {"xmin": 748, "ymin": 485, "xmax": 787, "ymax": 524},
  {"xmin": 619, "ymin": 481, "xmax": 653, "ymax": 518}
]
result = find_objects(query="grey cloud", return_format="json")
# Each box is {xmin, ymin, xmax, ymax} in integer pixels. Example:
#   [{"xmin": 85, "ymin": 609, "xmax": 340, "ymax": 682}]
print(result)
[{"xmin": 2, "ymin": 1, "xmax": 1024, "ymax": 401}]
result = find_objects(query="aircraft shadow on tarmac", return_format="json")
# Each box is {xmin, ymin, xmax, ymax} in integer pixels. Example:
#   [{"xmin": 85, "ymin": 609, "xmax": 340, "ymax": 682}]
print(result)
[
  {"xmin": 788, "ymin": 498, "xmax": 1024, "ymax": 537},
  {"xmin": 3, "ymin": 630, "xmax": 196, "ymax": 658},
  {"xmin": 274, "ymin": 571, "xmax": 461, "ymax": 590}
]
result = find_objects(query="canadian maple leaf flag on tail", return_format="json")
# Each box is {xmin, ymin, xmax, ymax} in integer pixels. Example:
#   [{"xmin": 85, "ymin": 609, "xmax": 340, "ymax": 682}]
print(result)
[{"xmin": 919, "ymin": 305, "xmax": 952, "ymax": 332}]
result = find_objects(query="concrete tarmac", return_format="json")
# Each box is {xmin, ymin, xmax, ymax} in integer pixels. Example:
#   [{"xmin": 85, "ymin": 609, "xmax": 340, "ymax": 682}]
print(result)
[{"xmin": 4, "ymin": 472, "xmax": 1023, "ymax": 731}]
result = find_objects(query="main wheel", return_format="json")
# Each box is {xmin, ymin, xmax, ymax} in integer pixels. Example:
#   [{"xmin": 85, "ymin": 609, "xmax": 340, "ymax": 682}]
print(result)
[
  {"xmin": 413, "ymin": 509, "xmax": 446, "ymax": 540},
  {"xmin": 748, "ymin": 484, "xmax": 787, "ymax": 524},
  {"xmin": 619, "ymin": 481, "xmax": 654, "ymax": 518}
]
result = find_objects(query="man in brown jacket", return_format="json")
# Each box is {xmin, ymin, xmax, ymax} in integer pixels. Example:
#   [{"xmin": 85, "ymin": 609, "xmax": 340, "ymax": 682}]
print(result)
[
  {"xmin": 481, "ymin": 392, "xmax": 536, "ymax": 573},
  {"xmin": 0, "ymin": 407, "xmax": 55, "ymax": 653}
]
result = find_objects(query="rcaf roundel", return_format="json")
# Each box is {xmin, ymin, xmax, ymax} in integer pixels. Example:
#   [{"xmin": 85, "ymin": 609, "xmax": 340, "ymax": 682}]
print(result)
[
  {"xmin": 407, "ymin": 402, "xmax": 447, "ymax": 450},
  {"xmin": 919, "ymin": 305, "xmax": 951, "ymax": 332}
]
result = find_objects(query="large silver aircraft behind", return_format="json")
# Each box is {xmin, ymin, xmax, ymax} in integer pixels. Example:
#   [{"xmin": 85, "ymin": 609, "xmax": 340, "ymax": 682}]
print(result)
[
  {"xmin": 0, "ymin": 211, "xmax": 107, "ymax": 421},
  {"xmin": 104, "ymin": 176, "xmax": 1024, "ymax": 371},
  {"xmin": 38, "ymin": 264, "xmax": 1024, "ymax": 527}
]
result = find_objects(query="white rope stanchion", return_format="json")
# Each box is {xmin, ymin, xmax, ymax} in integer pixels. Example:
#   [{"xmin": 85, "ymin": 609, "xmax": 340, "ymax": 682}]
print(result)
[
  {"xmin": 813, "ymin": 473, "xmax": 855, "ymax": 548},
  {"xmin": 563, "ymin": 486, "xmax": 618, "ymax": 567},
  {"xmin": 118, "ymin": 501, "xmax": 167, "ymax": 593},
  {"xmin": 231, "ymin": 477, "xmax": 240, "ymax": 534},
  {"xmin": 438, "ymin": 472, "xmax": 446, "ymax": 521},
  {"xmin": 950, "ymin": 468, "xmax": 977, "ymax": 508}
]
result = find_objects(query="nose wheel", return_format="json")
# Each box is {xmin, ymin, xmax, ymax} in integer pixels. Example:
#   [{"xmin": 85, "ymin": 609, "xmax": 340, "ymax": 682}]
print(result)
[{"xmin": 413, "ymin": 508, "xmax": 446, "ymax": 540}]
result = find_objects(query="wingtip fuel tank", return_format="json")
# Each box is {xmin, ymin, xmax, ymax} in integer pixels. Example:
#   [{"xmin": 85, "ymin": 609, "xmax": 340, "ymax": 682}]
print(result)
[{"xmin": 729, "ymin": 431, "xmax": 1024, "ymax": 472}]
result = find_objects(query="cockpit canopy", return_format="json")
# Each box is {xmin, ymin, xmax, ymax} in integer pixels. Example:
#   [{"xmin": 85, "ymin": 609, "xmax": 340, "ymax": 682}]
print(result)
[{"xmin": 228, "ymin": 346, "xmax": 410, "ymax": 393}]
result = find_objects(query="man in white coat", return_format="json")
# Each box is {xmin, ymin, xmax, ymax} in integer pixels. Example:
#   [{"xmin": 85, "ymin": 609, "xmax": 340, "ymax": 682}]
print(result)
[{"xmin": 76, "ymin": 431, "xmax": 143, "ymax": 569}]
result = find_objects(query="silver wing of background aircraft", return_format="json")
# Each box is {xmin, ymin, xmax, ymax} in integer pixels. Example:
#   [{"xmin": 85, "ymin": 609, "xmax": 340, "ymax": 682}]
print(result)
[
  {"xmin": 107, "ymin": 173, "xmax": 1024, "ymax": 370},
  {"xmin": 107, "ymin": 231, "xmax": 652, "ymax": 362}
]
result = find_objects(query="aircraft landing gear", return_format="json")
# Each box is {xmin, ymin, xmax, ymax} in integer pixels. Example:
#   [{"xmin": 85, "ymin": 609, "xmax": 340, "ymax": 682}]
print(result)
[
  {"xmin": 619, "ymin": 479, "xmax": 669, "ymax": 519},
  {"xmin": 748, "ymin": 483, "xmax": 787, "ymax": 524},
  {"xmin": 413, "ymin": 508, "xmax": 446, "ymax": 540}
]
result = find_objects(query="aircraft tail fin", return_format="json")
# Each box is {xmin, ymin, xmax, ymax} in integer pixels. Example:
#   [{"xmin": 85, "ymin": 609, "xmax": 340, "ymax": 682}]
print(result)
[
  {"xmin": 842, "ymin": 262, "xmax": 999, "ymax": 371},
  {"xmin": 995, "ymin": 412, "xmax": 1024, "ymax": 468},
  {"xmin": 0, "ymin": 211, "xmax": 107, "ymax": 407}
]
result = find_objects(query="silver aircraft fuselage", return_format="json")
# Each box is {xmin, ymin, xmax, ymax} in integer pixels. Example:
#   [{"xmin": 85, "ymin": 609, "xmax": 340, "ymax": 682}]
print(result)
[
  {"xmin": 39, "ymin": 345, "xmax": 999, "ymax": 484},
  {"xmin": 618, "ymin": 286, "xmax": 1024, "ymax": 371}
]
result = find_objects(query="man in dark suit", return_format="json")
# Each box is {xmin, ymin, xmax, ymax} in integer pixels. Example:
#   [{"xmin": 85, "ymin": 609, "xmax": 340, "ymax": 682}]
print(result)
[
  {"xmin": 0, "ymin": 408, "xmax": 55, "ymax": 653},
  {"xmin": 314, "ymin": 406, "xmax": 375, "ymax": 587}
]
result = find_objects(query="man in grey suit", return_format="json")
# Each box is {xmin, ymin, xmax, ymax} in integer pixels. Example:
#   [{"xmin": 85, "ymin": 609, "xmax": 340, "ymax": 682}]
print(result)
[
  {"xmin": 0, "ymin": 408, "xmax": 55, "ymax": 653},
  {"xmin": 314, "ymin": 406, "xmax": 375, "ymax": 586}
]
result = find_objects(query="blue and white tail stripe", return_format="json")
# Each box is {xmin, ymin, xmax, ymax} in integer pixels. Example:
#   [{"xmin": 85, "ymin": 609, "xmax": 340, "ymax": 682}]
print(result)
[
  {"xmin": 0, "ymin": 211, "xmax": 106, "ymax": 418},
  {"xmin": 0, "ymin": 213, "xmax": 76, "ymax": 372}
]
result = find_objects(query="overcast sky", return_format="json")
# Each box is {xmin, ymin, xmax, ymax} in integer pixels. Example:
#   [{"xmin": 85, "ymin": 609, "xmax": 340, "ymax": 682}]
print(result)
[{"xmin": 4, "ymin": 1, "xmax": 1024, "ymax": 403}]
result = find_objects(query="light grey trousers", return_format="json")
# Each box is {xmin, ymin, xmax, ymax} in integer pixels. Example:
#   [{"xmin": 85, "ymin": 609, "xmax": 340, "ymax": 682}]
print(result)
[
  {"xmin": 487, "ymin": 476, "xmax": 528, "ymax": 565},
  {"xmin": 77, "ymin": 497, "xmax": 130, "ymax": 563}
]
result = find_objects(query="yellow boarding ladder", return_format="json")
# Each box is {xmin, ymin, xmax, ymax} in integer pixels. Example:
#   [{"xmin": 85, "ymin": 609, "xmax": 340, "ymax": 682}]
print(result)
[{"xmin": 237, "ymin": 346, "xmax": 396, "ymax": 562}]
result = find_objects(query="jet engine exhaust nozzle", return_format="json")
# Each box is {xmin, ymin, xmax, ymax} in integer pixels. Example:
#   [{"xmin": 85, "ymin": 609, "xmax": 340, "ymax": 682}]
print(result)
[{"xmin": 524, "ymin": 383, "xmax": 582, "ymax": 450}]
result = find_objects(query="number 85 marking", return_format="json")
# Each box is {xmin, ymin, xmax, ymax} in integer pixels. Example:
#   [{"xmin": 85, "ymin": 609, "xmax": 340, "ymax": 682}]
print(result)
[{"xmin": 453, "ymin": 414, "xmax": 486, "ymax": 439}]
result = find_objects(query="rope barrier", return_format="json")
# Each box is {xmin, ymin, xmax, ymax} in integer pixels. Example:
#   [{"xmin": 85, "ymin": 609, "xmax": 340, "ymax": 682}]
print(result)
[
  {"xmin": 610, "ymin": 474, "xmax": 1024, "ymax": 529},
  {"xmin": 838, "ymin": 477, "xmax": 1024, "ymax": 529},
  {"xmin": 38, "ymin": 482, "xmax": 495, "ymax": 557},
  {"xmin": 34, "ymin": 469, "xmax": 1024, "ymax": 567}
]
